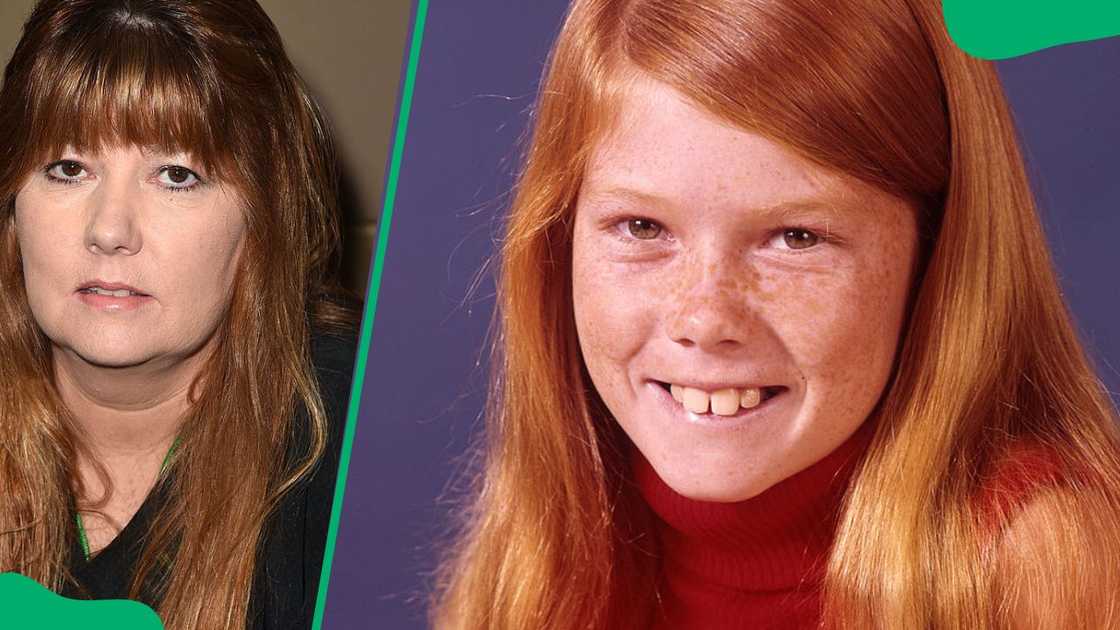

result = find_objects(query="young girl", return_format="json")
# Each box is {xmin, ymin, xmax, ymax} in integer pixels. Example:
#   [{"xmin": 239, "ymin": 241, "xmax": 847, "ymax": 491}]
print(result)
[{"xmin": 434, "ymin": 0, "xmax": 1120, "ymax": 628}]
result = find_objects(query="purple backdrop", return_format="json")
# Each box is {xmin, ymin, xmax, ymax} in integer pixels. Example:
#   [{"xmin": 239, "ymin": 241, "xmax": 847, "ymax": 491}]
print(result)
[{"xmin": 323, "ymin": 2, "xmax": 1120, "ymax": 627}]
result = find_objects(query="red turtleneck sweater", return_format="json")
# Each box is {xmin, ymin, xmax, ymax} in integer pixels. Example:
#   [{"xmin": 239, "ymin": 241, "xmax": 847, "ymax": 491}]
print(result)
[
  {"xmin": 634, "ymin": 424, "xmax": 1065, "ymax": 629},
  {"xmin": 634, "ymin": 424, "xmax": 875, "ymax": 630}
]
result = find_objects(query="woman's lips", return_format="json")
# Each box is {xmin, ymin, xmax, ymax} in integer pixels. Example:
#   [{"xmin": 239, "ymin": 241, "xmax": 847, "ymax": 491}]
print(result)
[
  {"xmin": 75, "ymin": 283, "xmax": 153, "ymax": 311},
  {"xmin": 76, "ymin": 280, "xmax": 149, "ymax": 296}
]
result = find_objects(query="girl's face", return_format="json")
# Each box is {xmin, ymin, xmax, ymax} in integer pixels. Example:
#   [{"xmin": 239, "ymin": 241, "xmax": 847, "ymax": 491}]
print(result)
[
  {"xmin": 572, "ymin": 77, "xmax": 919, "ymax": 502},
  {"xmin": 15, "ymin": 144, "xmax": 246, "ymax": 371}
]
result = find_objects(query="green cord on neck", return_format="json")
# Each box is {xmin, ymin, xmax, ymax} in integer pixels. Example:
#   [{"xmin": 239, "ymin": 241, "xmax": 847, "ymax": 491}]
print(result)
[
  {"xmin": 160, "ymin": 436, "xmax": 180, "ymax": 472},
  {"xmin": 75, "ymin": 436, "xmax": 181, "ymax": 562},
  {"xmin": 75, "ymin": 512, "xmax": 91, "ymax": 561}
]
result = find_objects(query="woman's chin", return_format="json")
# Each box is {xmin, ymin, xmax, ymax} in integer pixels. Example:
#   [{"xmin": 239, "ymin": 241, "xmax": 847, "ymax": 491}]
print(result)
[{"xmin": 55, "ymin": 338, "xmax": 161, "ymax": 370}]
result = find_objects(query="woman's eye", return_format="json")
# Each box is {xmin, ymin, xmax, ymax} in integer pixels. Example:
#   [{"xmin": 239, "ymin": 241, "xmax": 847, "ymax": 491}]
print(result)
[
  {"xmin": 157, "ymin": 165, "xmax": 201, "ymax": 190},
  {"xmin": 626, "ymin": 218, "xmax": 662, "ymax": 240},
  {"xmin": 45, "ymin": 160, "xmax": 88, "ymax": 182},
  {"xmin": 779, "ymin": 228, "xmax": 822, "ymax": 250}
]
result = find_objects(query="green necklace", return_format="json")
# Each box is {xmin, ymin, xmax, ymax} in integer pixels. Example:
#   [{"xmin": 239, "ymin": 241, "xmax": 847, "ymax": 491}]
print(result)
[{"xmin": 75, "ymin": 437, "xmax": 180, "ymax": 561}]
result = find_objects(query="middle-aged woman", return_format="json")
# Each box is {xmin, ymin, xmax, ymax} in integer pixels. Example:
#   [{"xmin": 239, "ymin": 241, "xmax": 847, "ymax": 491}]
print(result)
[
  {"xmin": 434, "ymin": 0, "xmax": 1120, "ymax": 628},
  {"xmin": 0, "ymin": 1, "xmax": 357, "ymax": 629}
]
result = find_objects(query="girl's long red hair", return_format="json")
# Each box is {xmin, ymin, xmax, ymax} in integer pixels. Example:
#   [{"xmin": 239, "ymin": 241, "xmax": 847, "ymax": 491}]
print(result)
[{"xmin": 434, "ymin": 0, "xmax": 1120, "ymax": 628}]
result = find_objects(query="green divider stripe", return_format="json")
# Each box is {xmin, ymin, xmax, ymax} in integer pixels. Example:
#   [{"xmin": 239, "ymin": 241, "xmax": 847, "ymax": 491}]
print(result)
[{"xmin": 310, "ymin": 0, "xmax": 431, "ymax": 628}]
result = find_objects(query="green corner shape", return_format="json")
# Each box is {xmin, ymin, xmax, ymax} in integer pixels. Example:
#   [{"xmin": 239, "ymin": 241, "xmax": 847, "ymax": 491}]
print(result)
[
  {"xmin": 0, "ymin": 573, "xmax": 163, "ymax": 629},
  {"xmin": 943, "ymin": 0, "xmax": 1120, "ymax": 60}
]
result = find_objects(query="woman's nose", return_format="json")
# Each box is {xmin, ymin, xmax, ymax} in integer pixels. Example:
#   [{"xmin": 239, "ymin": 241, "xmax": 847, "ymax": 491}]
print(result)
[
  {"xmin": 665, "ymin": 257, "xmax": 757, "ymax": 351},
  {"xmin": 84, "ymin": 181, "xmax": 142, "ymax": 256}
]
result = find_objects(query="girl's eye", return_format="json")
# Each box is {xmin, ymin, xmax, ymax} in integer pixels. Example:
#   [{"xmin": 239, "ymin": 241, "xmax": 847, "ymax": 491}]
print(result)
[
  {"xmin": 779, "ymin": 228, "xmax": 822, "ymax": 250},
  {"xmin": 45, "ymin": 160, "xmax": 88, "ymax": 182},
  {"xmin": 157, "ymin": 165, "xmax": 201, "ymax": 190},
  {"xmin": 626, "ymin": 218, "xmax": 662, "ymax": 240}
]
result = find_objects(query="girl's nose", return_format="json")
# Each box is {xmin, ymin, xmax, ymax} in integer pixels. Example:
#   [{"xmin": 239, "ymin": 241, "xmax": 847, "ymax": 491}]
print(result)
[{"xmin": 664, "ymin": 256, "xmax": 758, "ymax": 351}]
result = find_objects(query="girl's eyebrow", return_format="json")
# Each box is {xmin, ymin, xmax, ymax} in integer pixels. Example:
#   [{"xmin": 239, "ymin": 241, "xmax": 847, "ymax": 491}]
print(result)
[
  {"xmin": 763, "ymin": 200, "xmax": 852, "ymax": 221},
  {"xmin": 581, "ymin": 184, "xmax": 861, "ymax": 221},
  {"xmin": 579, "ymin": 186, "xmax": 672, "ymax": 211}
]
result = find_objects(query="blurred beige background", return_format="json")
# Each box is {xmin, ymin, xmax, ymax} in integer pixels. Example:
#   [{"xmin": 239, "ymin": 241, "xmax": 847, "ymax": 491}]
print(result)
[{"xmin": 0, "ymin": 0, "xmax": 413, "ymax": 296}]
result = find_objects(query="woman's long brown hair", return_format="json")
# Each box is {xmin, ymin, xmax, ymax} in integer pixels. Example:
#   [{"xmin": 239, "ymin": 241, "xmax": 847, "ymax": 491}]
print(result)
[
  {"xmin": 0, "ymin": 1, "xmax": 350, "ymax": 628},
  {"xmin": 433, "ymin": 0, "xmax": 1120, "ymax": 628}
]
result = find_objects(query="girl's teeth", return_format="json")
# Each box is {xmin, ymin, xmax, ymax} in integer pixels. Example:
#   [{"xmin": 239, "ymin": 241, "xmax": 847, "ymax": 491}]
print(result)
[
  {"xmin": 667, "ymin": 384, "xmax": 768, "ymax": 414},
  {"xmin": 710, "ymin": 389, "xmax": 740, "ymax": 416},
  {"xmin": 681, "ymin": 388, "xmax": 710, "ymax": 414},
  {"xmin": 740, "ymin": 387, "xmax": 762, "ymax": 409}
]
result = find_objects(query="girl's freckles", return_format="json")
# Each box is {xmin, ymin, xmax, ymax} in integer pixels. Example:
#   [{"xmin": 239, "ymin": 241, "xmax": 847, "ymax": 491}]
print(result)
[
  {"xmin": 664, "ymin": 277, "xmax": 753, "ymax": 344},
  {"xmin": 569, "ymin": 78, "xmax": 923, "ymax": 504}
]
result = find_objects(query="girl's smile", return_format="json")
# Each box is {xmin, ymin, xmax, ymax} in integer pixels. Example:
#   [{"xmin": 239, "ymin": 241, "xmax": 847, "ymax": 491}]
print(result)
[{"xmin": 572, "ymin": 76, "xmax": 920, "ymax": 502}]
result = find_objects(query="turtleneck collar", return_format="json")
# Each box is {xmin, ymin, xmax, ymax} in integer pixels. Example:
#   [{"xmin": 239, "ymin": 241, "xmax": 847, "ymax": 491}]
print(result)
[{"xmin": 633, "ymin": 420, "xmax": 875, "ymax": 629}]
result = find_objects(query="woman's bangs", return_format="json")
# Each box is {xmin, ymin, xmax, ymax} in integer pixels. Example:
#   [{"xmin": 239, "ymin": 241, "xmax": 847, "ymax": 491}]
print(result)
[{"xmin": 26, "ymin": 27, "xmax": 229, "ymax": 177}]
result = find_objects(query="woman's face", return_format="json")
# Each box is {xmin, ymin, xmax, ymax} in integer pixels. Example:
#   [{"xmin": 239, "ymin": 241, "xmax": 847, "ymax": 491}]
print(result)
[
  {"xmin": 572, "ymin": 78, "xmax": 919, "ymax": 502},
  {"xmin": 14, "ymin": 144, "xmax": 246, "ymax": 370}
]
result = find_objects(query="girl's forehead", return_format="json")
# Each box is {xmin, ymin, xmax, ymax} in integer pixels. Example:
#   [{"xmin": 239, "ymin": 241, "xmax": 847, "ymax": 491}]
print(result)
[
  {"xmin": 582, "ymin": 80, "xmax": 855, "ymax": 211},
  {"xmin": 583, "ymin": 73, "xmax": 927, "ymax": 224}
]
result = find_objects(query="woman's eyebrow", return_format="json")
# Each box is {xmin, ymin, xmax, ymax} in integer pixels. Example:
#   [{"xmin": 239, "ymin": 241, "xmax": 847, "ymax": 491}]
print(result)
[{"xmin": 138, "ymin": 146, "xmax": 195, "ymax": 161}]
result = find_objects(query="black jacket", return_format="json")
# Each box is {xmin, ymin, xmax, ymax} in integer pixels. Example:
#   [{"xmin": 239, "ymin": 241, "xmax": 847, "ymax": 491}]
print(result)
[{"xmin": 62, "ymin": 327, "xmax": 358, "ymax": 630}]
